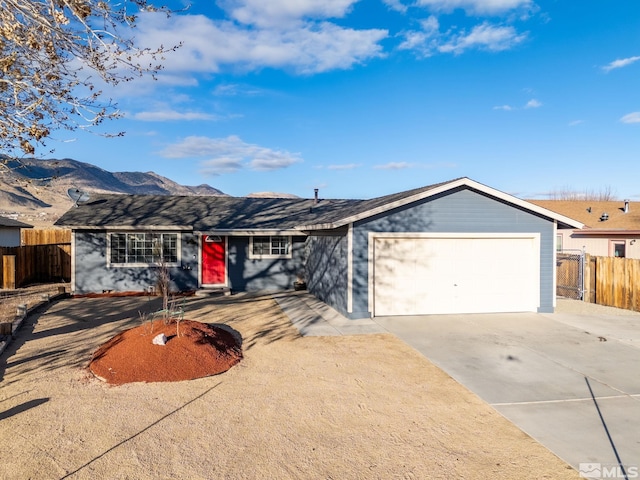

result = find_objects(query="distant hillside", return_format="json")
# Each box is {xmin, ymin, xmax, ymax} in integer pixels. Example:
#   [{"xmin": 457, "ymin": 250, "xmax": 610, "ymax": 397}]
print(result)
[
  {"xmin": 247, "ymin": 192, "xmax": 300, "ymax": 198},
  {"xmin": 0, "ymin": 157, "xmax": 226, "ymax": 227}
]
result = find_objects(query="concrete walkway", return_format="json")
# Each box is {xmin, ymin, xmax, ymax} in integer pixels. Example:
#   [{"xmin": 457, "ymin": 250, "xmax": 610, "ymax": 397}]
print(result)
[
  {"xmin": 272, "ymin": 291, "xmax": 386, "ymax": 336},
  {"xmin": 374, "ymin": 301, "xmax": 640, "ymax": 477}
]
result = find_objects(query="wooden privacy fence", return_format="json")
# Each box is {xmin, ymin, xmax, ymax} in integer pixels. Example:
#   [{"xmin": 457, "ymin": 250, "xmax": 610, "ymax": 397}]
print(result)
[
  {"xmin": 22, "ymin": 228, "xmax": 71, "ymax": 245},
  {"xmin": 1, "ymin": 244, "xmax": 71, "ymax": 288},
  {"xmin": 582, "ymin": 254, "xmax": 640, "ymax": 312}
]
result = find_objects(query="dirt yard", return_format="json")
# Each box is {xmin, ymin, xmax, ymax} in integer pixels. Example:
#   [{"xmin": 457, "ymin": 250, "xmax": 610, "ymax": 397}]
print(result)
[
  {"xmin": 0, "ymin": 293, "xmax": 579, "ymax": 479},
  {"xmin": 0, "ymin": 283, "xmax": 68, "ymax": 324}
]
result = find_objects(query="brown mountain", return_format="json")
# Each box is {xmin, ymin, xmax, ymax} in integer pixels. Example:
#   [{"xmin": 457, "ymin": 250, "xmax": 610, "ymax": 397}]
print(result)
[{"xmin": 0, "ymin": 158, "xmax": 226, "ymax": 228}]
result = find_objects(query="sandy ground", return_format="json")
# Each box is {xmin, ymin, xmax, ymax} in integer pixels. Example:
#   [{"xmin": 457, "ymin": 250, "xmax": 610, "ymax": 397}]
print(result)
[
  {"xmin": 556, "ymin": 296, "xmax": 640, "ymax": 316},
  {"xmin": 0, "ymin": 293, "xmax": 580, "ymax": 480}
]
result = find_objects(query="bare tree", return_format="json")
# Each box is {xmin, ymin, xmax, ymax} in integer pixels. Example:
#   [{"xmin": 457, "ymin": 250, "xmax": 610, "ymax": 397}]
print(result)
[
  {"xmin": 548, "ymin": 185, "xmax": 617, "ymax": 201},
  {"xmin": 0, "ymin": 0, "xmax": 179, "ymax": 161}
]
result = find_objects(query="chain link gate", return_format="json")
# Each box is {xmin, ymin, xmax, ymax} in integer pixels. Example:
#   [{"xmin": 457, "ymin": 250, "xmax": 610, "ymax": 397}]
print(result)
[{"xmin": 556, "ymin": 250, "xmax": 584, "ymax": 300}]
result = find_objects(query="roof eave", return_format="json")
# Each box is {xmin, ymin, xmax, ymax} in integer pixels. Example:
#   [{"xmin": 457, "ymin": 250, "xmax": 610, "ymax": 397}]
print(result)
[
  {"xmin": 296, "ymin": 223, "xmax": 339, "ymax": 231},
  {"xmin": 300, "ymin": 178, "xmax": 585, "ymax": 230},
  {"xmin": 571, "ymin": 229, "xmax": 640, "ymax": 236},
  {"xmin": 63, "ymin": 225, "xmax": 305, "ymax": 235},
  {"xmin": 195, "ymin": 229, "xmax": 304, "ymax": 236},
  {"xmin": 63, "ymin": 225, "xmax": 193, "ymax": 231}
]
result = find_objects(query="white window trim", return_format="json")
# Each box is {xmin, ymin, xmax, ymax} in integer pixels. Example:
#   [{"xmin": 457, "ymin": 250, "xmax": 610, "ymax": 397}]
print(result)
[
  {"xmin": 249, "ymin": 235, "xmax": 292, "ymax": 260},
  {"xmin": 610, "ymin": 240, "xmax": 626, "ymax": 258},
  {"xmin": 107, "ymin": 232, "xmax": 182, "ymax": 268}
]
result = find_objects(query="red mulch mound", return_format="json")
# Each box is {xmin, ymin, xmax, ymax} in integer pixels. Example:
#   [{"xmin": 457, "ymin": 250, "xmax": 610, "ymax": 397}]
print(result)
[{"xmin": 89, "ymin": 319, "xmax": 243, "ymax": 385}]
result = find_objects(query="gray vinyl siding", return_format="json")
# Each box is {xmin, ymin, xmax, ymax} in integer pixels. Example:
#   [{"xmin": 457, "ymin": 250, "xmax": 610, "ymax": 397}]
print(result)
[
  {"xmin": 226, "ymin": 236, "xmax": 306, "ymax": 292},
  {"xmin": 73, "ymin": 232, "xmax": 306, "ymax": 294},
  {"xmin": 0, "ymin": 228, "xmax": 21, "ymax": 247},
  {"xmin": 72, "ymin": 231, "xmax": 199, "ymax": 294},
  {"xmin": 305, "ymin": 234, "xmax": 348, "ymax": 315},
  {"xmin": 349, "ymin": 188, "xmax": 556, "ymax": 317}
]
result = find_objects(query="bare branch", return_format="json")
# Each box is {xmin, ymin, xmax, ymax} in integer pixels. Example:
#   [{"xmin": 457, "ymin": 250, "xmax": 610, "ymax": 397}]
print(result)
[
  {"xmin": 0, "ymin": 0, "xmax": 180, "ymax": 158},
  {"xmin": 548, "ymin": 186, "xmax": 618, "ymax": 201}
]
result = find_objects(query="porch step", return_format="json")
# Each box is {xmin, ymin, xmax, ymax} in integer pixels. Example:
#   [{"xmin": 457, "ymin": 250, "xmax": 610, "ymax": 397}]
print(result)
[{"xmin": 195, "ymin": 287, "xmax": 231, "ymax": 297}]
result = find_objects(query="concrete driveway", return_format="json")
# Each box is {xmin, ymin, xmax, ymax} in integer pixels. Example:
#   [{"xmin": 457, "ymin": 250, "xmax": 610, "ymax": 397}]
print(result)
[{"xmin": 374, "ymin": 299, "xmax": 640, "ymax": 478}]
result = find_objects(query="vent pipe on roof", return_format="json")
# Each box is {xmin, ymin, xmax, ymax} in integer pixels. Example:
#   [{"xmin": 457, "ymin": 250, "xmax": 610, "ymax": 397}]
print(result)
[
  {"xmin": 314, "ymin": 188, "xmax": 319, "ymax": 204},
  {"xmin": 624, "ymin": 199, "xmax": 630, "ymax": 213},
  {"xmin": 600, "ymin": 212, "xmax": 609, "ymax": 222}
]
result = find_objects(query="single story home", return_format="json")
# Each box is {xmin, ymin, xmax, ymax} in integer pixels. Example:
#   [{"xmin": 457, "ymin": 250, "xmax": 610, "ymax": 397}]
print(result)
[
  {"xmin": 530, "ymin": 199, "xmax": 640, "ymax": 259},
  {"xmin": 55, "ymin": 177, "xmax": 582, "ymax": 318},
  {"xmin": 0, "ymin": 216, "xmax": 33, "ymax": 247}
]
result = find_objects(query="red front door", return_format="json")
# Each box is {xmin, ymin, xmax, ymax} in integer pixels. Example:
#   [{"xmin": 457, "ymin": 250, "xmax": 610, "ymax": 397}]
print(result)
[{"xmin": 202, "ymin": 235, "xmax": 226, "ymax": 285}]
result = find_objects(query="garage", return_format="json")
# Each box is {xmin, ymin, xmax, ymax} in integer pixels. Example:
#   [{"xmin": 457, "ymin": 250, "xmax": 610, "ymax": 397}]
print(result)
[{"xmin": 372, "ymin": 233, "xmax": 540, "ymax": 316}]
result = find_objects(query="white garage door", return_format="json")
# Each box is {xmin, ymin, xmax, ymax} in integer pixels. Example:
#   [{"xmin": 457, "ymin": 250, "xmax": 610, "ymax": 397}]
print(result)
[{"xmin": 373, "ymin": 235, "xmax": 539, "ymax": 316}]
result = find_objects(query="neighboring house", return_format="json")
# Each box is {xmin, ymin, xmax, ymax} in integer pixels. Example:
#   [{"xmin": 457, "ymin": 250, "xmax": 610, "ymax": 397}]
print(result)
[
  {"xmin": 530, "ymin": 199, "xmax": 640, "ymax": 259},
  {"xmin": 0, "ymin": 216, "xmax": 33, "ymax": 247},
  {"xmin": 55, "ymin": 177, "xmax": 582, "ymax": 317}
]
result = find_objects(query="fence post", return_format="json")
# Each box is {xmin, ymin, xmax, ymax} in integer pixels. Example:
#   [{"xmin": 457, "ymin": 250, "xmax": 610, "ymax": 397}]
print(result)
[
  {"xmin": 582, "ymin": 253, "xmax": 591, "ymax": 303},
  {"xmin": 3, "ymin": 255, "xmax": 16, "ymax": 289}
]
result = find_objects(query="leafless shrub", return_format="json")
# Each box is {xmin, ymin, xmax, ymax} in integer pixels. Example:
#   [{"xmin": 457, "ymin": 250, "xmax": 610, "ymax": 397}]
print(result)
[
  {"xmin": 548, "ymin": 185, "xmax": 617, "ymax": 201},
  {"xmin": 169, "ymin": 296, "xmax": 183, "ymax": 337},
  {"xmin": 155, "ymin": 261, "xmax": 171, "ymax": 325},
  {"xmin": 138, "ymin": 310, "xmax": 154, "ymax": 335}
]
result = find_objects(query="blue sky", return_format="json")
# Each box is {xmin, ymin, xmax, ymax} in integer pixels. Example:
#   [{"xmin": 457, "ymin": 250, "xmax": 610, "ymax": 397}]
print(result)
[{"xmin": 48, "ymin": 0, "xmax": 640, "ymax": 200}]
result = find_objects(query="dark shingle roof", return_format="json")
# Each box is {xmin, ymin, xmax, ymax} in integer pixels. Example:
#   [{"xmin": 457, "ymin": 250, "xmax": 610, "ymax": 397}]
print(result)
[
  {"xmin": 0, "ymin": 216, "xmax": 33, "ymax": 228},
  {"xmin": 54, "ymin": 194, "xmax": 365, "ymax": 230},
  {"xmin": 299, "ymin": 179, "xmax": 459, "ymax": 228},
  {"xmin": 55, "ymin": 178, "xmax": 580, "ymax": 231}
]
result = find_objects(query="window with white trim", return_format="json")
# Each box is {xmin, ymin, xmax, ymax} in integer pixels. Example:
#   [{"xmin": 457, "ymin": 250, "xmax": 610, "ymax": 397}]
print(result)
[
  {"xmin": 611, "ymin": 240, "xmax": 626, "ymax": 258},
  {"xmin": 108, "ymin": 233, "xmax": 179, "ymax": 266},
  {"xmin": 556, "ymin": 234, "xmax": 563, "ymax": 252},
  {"xmin": 249, "ymin": 236, "xmax": 291, "ymax": 259}
]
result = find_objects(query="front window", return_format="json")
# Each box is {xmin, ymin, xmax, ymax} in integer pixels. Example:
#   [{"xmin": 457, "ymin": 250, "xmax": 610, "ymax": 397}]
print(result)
[
  {"xmin": 250, "ymin": 236, "xmax": 291, "ymax": 259},
  {"xmin": 612, "ymin": 241, "xmax": 626, "ymax": 258},
  {"xmin": 109, "ymin": 233, "xmax": 179, "ymax": 266}
]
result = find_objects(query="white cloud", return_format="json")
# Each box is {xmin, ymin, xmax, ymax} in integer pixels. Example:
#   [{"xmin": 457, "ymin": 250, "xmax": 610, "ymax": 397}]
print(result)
[
  {"xmin": 213, "ymin": 83, "xmax": 267, "ymax": 97},
  {"xmin": 200, "ymin": 158, "xmax": 245, "ymax": 175},
  {"xmin": 568, "ymin": 120, "xmax": 583, "ymax": 126},
  {"xmin": 399, "ymin": 0, "xmax": 533, "ymax": 57},
  {"xmin": 133, "ymin": 110, "xmax": 217, "ymax": 121},
  {"xmin": 219, "ymin": 0, "xmax": 357, "ymax": 28},
  {"xmin": 398, "ymin": 31, "xmax": 432, "ymax": 57},
  {"xmin": 602, "ymin": 56, "xmax": 640, "ymax": 73},
  {"xmin": 398, "ymin": 16, "xmax": 440, "ymax": 56},
  {"xmin": 493, "ymin": 105, "xmax": 513, "ymax": 111},
  {"xmin": 137, "ymin": 13, "xmax": 387, "ymax": 76},
  {"xmin": 620, "ymin": 112, "xmax": 640, "ymax": 124},
  {"xmin": 415, "ymin": 0, "xmax": 532, "ymax": 15},
  {"xmin": 439, "ymin": 23, "xmax": 527, "ymax": 54},
  {"xmin": 160, "ymin": 135, "xmax": 302, "ymax": 175},
  {"xmin": 400, "ymin": 20, "xmax": 526, "ymax": 57},
  {"xmin": 374, "ymin": 162, "xmax": 414, "ymax": 170},
  {"xmin": 525, "ymin": 98, "xmax": 542, "ymax": 108},
  {"xmin": 382, "ymin": 0, "xmax": 409, "ymax": 13},
  {"xmin": 327, "ymin": 163, "xmax": 362, "ymax": 170}
]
